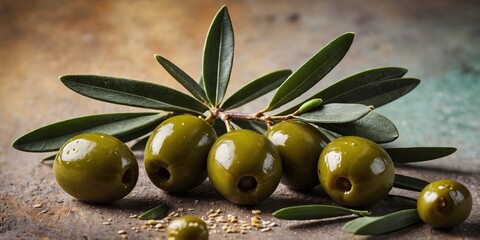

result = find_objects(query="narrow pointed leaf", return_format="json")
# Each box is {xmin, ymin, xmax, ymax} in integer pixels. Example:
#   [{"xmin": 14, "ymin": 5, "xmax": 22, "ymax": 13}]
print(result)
[
  {"xmin": 323, "ymin": 78, "xmax": 420, "ymax": 107},
  {"xmin": 386, "ymin": 147, "xmax": 457, "ymax": 164},
  {"xmin": 155, "ymin": 55, "xmax": 207, "ymax": 102},
  {"xmin": 265, "ymin": 32, "xmax": 355, "ymax": 111},
  {"xmin": 273, "ymin": 205, "xmax": 370, "ymax": 220},
  {"xmin": 232, "ymin": 120, "xmax": 268, "ymax": 134},
  {"xmin": 294, "ymin": 103, "xmax": 371, "ymax": 124},
  {"xmin": 130, "ymin": 135, "xmax": 150, "ymax": 152},
  {"xmin": 280, "ymin": 67, "xmax": 408, "ymax": 114},
  {"xmin": 61, "ymin": 75, "xmax": 208, "ymax": 114},
  {"xmin": 202, "ymin": 6, "xmax": 234, "ymax": 105},
  {"xmin": 318, "ymin": 111, "xmax": 398, "ymax": 143},
  {"xmin": 342, "ymin": 209, "xmax": 421, "ymax": 235},
  {"xmin": 221, "ymin": 70, "xmax": 291, "ymax": 110},
  {"xmin": 394, "ymin": 174, "xmax": 430, "ymax": 192},
  {"xmin": 12, "ymin": 112, "xmax": 171, "ymax": 152},
  {"xmin": 41, "ymin": 154, "xmax": 56, "ymax": 163},
  {"xmin": 139, "ymin": 203, "xmax": 168, "ymax": 220}
]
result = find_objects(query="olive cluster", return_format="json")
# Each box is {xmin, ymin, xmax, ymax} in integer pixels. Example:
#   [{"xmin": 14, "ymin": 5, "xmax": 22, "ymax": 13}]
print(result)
[{"xmin": 53, "ymin": 114, "xmax": 472, "ymax": 230}]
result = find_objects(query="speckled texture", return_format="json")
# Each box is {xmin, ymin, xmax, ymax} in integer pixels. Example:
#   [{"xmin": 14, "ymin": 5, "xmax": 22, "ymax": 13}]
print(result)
[{"xmin": 1, "ymin": 0, "xmax": 479, "ymax": 239}]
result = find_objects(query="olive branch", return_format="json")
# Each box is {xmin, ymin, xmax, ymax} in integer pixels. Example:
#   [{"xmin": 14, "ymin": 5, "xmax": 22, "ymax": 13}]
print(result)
[{"xmin": 12, "ymin": 5, "xmax": 458, "ymax": 235}]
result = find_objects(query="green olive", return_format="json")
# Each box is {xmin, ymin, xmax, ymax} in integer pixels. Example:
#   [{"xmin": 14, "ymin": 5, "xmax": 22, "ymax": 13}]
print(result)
[
  {"xmin": 166, "ymin": 215, "xmax": 209, "ymax": 240},
  {"xmin": 53, "ymin": 133, "xmax": 139, "ymax": 203},
  {"xmin": 144, "ymin": 115, "xmax": 217, "ymax": 193},
  {"xmin": 417, "ymin": 179, "xmax": 472, "ymax": 229},
  {"xmin": 207, "ymin": 129, "xmax": 282, "ymax": 205},
  {"xmin": 318, "ymin": 136, "xmax": 394, "ymax": 207},
  {"xmin": 266, "ymin": 120, "xmax": 329, "ymax": 190}
]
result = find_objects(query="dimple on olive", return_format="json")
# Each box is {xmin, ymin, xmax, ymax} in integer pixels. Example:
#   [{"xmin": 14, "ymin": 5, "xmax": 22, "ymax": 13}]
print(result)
[
  {"xmin": 318, "ymin": 136, "xmax": 394, "ymax": 207},
  {"xmin": 417, "ymin": 179, "xmax": 472, "ymax": 229},
  {"xmin": 266, "ymin": 120, "xmax": 329, "ymax": 190},
  {"xmin": 166, "ymin": 215, "xmax": 209, "ymax": 240},
  {"xmin": 53, "ymin": 133, "xmax": 139, "ymax": 203},
  {"xmin": 144, "ymin": 115, "xmax": 217, "ymax": 193},
  {"xmin": 207, "ymin": 129, "xmax": 282, "ymax": 205}
]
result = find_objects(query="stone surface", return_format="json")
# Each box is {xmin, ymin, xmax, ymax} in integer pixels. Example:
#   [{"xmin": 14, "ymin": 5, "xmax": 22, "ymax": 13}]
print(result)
[{"xmin": 1, "ymin": 0, "xmax": 479, "ymax": 239}]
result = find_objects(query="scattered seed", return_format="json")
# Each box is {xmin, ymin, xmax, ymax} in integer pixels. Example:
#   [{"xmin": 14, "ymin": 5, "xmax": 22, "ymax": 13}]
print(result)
[
  {"xmin": 129, "ymin": 214, "xmax": 138, "ymax": 218},
  {"xmin": 102, "ymin": 222, "xmax": 112, "ymax": 225},
  {"xmin": 33, "ymin": 204, "xmax": 42, "ymax": 208},
  {"xmin": 251, "ymin": 210, "xmax": 262, "ymax": 215},
  {"xmin": 187, "ymin": 208, "xmax": 195, "ymax": 211},
  {"xmin": 260, "ymin": 227, "xmax": 271, "ymax": 232},
  {"xmin": 177, "ymin": 208, "xmax": 184, "ymax": 212},
  {"xmin": 117, "ymin": 230, "xmax": 127, "ymax": 234},
  {"xmin": 146, "ymin": 220, "xmax": 157, "ymax": 225}
]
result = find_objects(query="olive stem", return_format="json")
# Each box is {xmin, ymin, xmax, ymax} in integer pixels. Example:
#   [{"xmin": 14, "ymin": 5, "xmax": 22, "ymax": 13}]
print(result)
[{"xmin": 210, "ymin": 107, "xmax": 294, "ymax": 126}]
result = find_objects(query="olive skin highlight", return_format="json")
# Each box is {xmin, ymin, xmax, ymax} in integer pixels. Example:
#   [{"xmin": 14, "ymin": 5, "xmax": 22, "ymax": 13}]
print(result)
[
  {"xmin": 144, "ymin": 115, "xmax": 217, "ymax": 193},
  {"xmin": 266, "ymin": 120, "xmax": 329, "ymax": 190},
  {"xmin": 417, "ymin": 179, "xmax": 472, "ymax": 229},
  {"xmin": 318, "ymin": 136, "xmax": 395, "ymax": 207},
  {"xmin": 207, "ymin": 129, "xmax": 282, "ymax": 205},
  {"xmin": 53, "ymin": 133, "xmax": 139, "ymax": 203}
]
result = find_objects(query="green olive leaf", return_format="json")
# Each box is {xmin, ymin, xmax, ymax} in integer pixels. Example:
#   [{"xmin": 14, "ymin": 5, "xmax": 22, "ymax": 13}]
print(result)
[
  {"xmin": 60, "ymin": 75, "xmax": 208, "ymax": 114},
  {"xmin": 12, "ymin": 112, "xmax": 171, "ymax": 152},
  {"xmin": 232, "ymin": 119, "xmax": 267, "ymax": 134},
  {"xmin": 342, "ymin": 209, "xmax": 421, "ymax": 235},
  {"xmin": 139, "ymin": 203, "xmax": 168, "ymax": 220},
  {"xmin": 130, "ymin": 135, "xmax": 149, "ymax": 152},
  {"xmin": 317, "ymin": 111, "xmax": 398, "ymax": 143},
  {"xmin": 385, "ymin": 147, "xmax": 457, "ymax": 164},
  {"xmin": 265, "ymin": 32, "xmax": 355, "ymax": 111},
  {"xmin": 202, "ymin": 5, "xmax": 234, "ymax": 106},
  {"xmin": 221, "ymin": 70, "xmax": 292, "ymax": 110},
  {"xmin": 280, "ymin": 67, "xmax": 408, "ymax": 114},
  {"xmin": 394, "ymin": 174, "xmax": 430, "ymax": 192},
  {"xmin": 273, "ymin": 204, "xmax": 370, "ymax": 220},
  {"xmin": 155, "ymin": 55, "xmax": 207, "ymax": 103},
  {"xmin": 294, "ymin": 103, "xmax": 371, "ymax": 124},
  {"xmin": 41, "ymin": 154, "xmax": 56, "ymax": 163},
  {"xmin": 323, "ymin": 78, "xmax": 420, "ymax": 107}
]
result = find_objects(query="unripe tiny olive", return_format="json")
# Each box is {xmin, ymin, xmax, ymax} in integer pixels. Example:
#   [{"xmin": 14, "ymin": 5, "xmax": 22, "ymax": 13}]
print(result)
[
  {"xmin": 207, "ymin": 129, "xmax": 282, "ymax": 205},
  {"xmin": 417, "ymin": 179, "xmax": 472, "ymax": 229},
  {"xmin": 53, "ymin": 133, "xmax": 139, "ymax": 203},
  {"xmin": 266, "ymin": 120, "xmax": 329, "ymax": 190},
  {"xmin": 166, "ymin": 215, "xmax": 209, "ymax": 240},
  {"xmin": 318, "ymin": 136, "xmax": 394, "ymax": 207},
  {"xmin": 144, "ymin": 115, "xmax": 217, "ymax": 193}
]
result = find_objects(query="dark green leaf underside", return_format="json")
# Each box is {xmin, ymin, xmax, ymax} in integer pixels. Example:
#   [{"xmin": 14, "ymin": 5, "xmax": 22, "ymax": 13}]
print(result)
[
  {"xmin": 61, "ymin": 75, "xmax": 207, "ymax": 114},
  {"xmin": 273, "ymin": 205, "xmax": 369, "ymax": 220},
  {"xmin": 295, "ymin": 103, "xmax": 371, "ymax": 124},
  {"xmin": 139, "ymin": 203, "xmax": 168, "ymax": 220},
  {"xmin": 222, "ymin": 70, "xmax": 291, "ymax": 110},
  {"xmin": 130, "ymin": 135, "xmax": 150, "ymax": 152},
  {"xmin": 155, "ymin": 55, "xmax": 207, "ymax": 102},
  {"xmin": 342, "ymin": 209, "xmax": 421, "ymax": 235},
  {"xmin": 202, "ymin": 5, "xmax": 234, "ymax": 105},
  {"xmin": 317, "ymin": 111, "xmax": 398, "ymax": 143},
  {"xmin": 394, "ymin": 174, "xmax": 430, "ymax": 192},
  {"xmin": 266, "ymin": 32, "xmax": 355, "ymax": 111},
  {"xmin": 280, "ymin": 67, "xmax": 408, "ymax": 114},
  {"xmin": 232, "ymin": 119, "xmax": 268, "ymax": 134},
  {"xmin": 386, "ymin": 147, "xmax": 457, "ymax": 164},
  {"xmin": 12, "ymin": 112, "xmax": 171, "ymax": 152}
]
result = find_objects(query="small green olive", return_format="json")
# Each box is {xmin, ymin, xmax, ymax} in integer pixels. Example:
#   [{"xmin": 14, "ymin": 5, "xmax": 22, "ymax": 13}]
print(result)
[
  {"xmin": 53, "ymin": 133, "xmax": 139, "ymax": 203},
  {"xmin": 266, "ymin": 120, "xmax": 329, "ymax": 190},
  {"xmin": 144, "ymin": 115, "xmax": 217, "ymax": 193},
  {"xmin": 207, "ymin": 129, "xmax": 282, "ymax": 205},
  {"xmin": 417, "ymin": 179, "xmax": 472, "ymax": 229},
  {"xmin": 166, "ymin": 215, "xmax": 209, "ymax": 240},
  {"xmin": 318, "ymin": 136, "xmax": 394, "ymax": 207}
]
